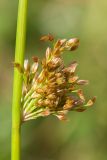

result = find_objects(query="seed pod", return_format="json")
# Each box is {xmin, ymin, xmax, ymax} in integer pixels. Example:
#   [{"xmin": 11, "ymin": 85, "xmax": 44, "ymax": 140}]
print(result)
[
  {"xmin": 31, "ymin": 62, "xmax": 38, "ymax": 74},
  {"xmin": 37, "ymin": 99, "xmax": 44, "ymax": 106},
  {"xmin": 63, "ymin": 97, "xmax": 74, "ymax": 110},
  {"xmin": 47, "ymin": 57, "xmax": 62, "ymax": 70},
  {"xmin": 85, "ymin": 97, "xmax": 96, "ymax": 107},
  {"xmin": 24, "ymin": 59, "xmax": 30, "ymax": 72},
  {"xmin": 55, "ymin": 73, "xmax": 62, "ymax": 78},
  {"xmin": 65, "ymin": 38, "xmax": 79, "ymax": 51},
  {"xmin": 47, "ymin": 94, "xmax": 56, "ymax": 100},
  {"xmin": 46, "ymin": 47, "xmax": 51, "ymax": 60},
  {"xmin": 36, "ymin": 88, "xmax": 44, "ymax": 94},
  {"xmin": 54, "ymin": 40, "xmax": 62, "ymax": 49},
  {"xmin": 48, "ymin": 72, "xmax": 55, "ymax": 79},
  {"xmin": 77, "ymin": 89, "xmax": 85, "ymax": 101},
  {"xmin": 37, "ymin": 70, "xmax": 46, "ymax": 83},
  {"xmin": 43, "ymin": 99, "xmax": 54, "ymax": 107},
  {"xmin": 54, "ymin": 39, "xmax": 66, "ymax": 51},
  {"xmin": 77, "ymin": 80, "xmax": 89, "ymax": 85},
  {"xmin": 56, "ymin": 77, "xmax": 65, "ymax": 85},
  {"xmin": 63, "ymin": 104, "xmax": 72, "ymax": 110},
  {"xmin": 40, "ymin": 34, "xmax": 54, "ymax": 41},
  {"xmin": 63, "ymin": 61, "xmax": 78, "ymax": 74},
  {"xmin": 68, "ymin": 76, "xmax": 79, "ymax": 83}
]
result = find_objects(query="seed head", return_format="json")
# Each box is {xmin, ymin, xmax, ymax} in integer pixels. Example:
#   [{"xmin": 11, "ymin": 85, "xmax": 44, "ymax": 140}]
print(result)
[{"xmin": 14, "ymin": 35, "xmax": 96, "ymax": 122}]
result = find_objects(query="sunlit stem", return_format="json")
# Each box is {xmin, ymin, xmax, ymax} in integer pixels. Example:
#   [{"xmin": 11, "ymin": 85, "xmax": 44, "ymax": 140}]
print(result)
[{"xmin": 11, "ymin": 0, "xmax": 28, "ymax": 160}]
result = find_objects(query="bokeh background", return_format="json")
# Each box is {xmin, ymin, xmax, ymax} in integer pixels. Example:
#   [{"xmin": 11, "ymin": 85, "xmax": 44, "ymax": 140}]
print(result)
[{"xmin": 0, "ymin": 0, "xmax": 107, "ymax": 160}]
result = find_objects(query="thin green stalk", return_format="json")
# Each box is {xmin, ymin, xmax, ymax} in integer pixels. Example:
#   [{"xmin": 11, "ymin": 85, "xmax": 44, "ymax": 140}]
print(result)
[
  {"xmin": 11, "ymin": 0, "xmax": 28, "ymax": 160},
  {"xmin": 24, "ymin": 99, "xmax": 37, "ymax": 114}
]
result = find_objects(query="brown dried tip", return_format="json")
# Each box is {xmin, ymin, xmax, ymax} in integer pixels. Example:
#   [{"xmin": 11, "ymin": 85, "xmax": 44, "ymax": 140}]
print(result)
[
  {"xmin": 13, "ymin": 62, "xmax": 23, "ymax": 73},
  {"xmin": 32, "ymin": 56, "xmax": 38, "ymax": 62},
  {"xmin": 40, "ymin": 34, "xmax": 54, "ymax": 42}
]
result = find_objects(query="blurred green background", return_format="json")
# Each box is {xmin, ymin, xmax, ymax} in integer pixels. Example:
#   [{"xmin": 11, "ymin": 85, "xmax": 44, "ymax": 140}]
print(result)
[{"xmin": 0, "ymin": 0, "xmax": 107, "ymax": 160}]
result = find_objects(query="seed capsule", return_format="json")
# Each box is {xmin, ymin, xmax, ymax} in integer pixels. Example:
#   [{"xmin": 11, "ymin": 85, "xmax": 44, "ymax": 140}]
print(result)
[
  {"xmin": 63, "ymin": 61, "xmax": 78, "ymax": 74},
  {"xmin": 40, "ymin": 34, "xmax": 54, "ymax": 41},
  {"xmin": 47, "ymin": 57, "xmax": 62, "ymax": 70},
  {"xmin": 85, "ymin": 97, "xmax": 96, "ymax": 107},
  {"xmin": 24, "ymin": 59, "xmax": 30, "ymax": 72},
  {"xmin": 68, "ymin": 76, "xmax": 79, "ymax": 83},
  {"xmin": 46, "ymin": 47, "xmax": 51, "ymax": 60},
  {"xmin": 77, "ymin": 80, "xmax": 89, "ymax": 85},
  {"xmin": 36, "ymin": 88, "xmax": 44, "ymax": 94},
  {"xmin": 47, "ymin": 94, "xmax": 56, "ymax": 100},
  {"xmin": 31, "ymin": 62, "xmax": 38, "ymax": 74},
  {"xmin": 77, "ymin": 89, "xmax": 85, "ymax": 101},
  {"xmin": 65, "ymin": 38, "xmax": 79, "ymax": 51}
]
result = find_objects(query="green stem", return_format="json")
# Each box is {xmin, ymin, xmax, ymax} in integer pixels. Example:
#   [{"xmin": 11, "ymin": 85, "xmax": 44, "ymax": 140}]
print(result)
[
  {"xmin": 24, "ymin": 99, "xmax": 38, "ymax": 114},
  {"xmin": 11, "ymin": 0, "xmax": 28, "ymax": 160},
  {"xmin": 24, "ymin": 108, "xmax": 44, "ymax": 121}
]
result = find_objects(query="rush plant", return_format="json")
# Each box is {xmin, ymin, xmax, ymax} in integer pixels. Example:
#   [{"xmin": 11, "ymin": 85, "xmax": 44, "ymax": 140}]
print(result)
[{"xmin": 11, "ymin": 0, "xmax": 95, "ymax": 160}]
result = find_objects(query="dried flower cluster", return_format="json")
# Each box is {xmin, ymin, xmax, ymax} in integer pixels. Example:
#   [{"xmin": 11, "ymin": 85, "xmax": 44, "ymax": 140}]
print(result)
[{"xmin": 14, "ymin": 34, "xmax": 96, "ymax": 122}]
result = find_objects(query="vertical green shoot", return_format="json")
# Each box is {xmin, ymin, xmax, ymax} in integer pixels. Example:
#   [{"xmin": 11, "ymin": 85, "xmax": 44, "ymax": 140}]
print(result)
[{"xmin": 11, "ymin": 0, "xmax": 28, "ymax": 160}]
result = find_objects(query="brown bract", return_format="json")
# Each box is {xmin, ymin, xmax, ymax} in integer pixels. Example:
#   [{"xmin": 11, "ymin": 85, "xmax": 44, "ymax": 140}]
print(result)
[{"xmin": 40, "ymin": 34, "xmax": 54, "ymax": 42}]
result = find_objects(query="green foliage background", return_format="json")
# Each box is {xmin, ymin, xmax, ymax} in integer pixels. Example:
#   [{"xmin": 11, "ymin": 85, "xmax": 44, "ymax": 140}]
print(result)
[{"xmin": 0, "ymin": 0, "xmax": 107, "ymax": 159}]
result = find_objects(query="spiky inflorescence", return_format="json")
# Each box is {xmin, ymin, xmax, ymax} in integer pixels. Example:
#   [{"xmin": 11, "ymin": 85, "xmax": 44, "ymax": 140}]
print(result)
[{"xmin": 14, "ymin": 34, "xmax": 96, "ymax": 122}]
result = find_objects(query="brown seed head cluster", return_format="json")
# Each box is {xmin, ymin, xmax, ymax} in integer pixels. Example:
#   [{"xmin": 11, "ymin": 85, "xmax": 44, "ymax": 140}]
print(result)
[{"xmin": 14, "ymin": 34, "xmax": 96, "ymax": 122}]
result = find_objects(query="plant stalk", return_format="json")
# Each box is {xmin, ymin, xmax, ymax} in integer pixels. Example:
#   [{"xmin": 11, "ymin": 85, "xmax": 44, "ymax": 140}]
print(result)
[{"xmin": 11, "ymin": 0, "xmax": 28, "ymax": 160}]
